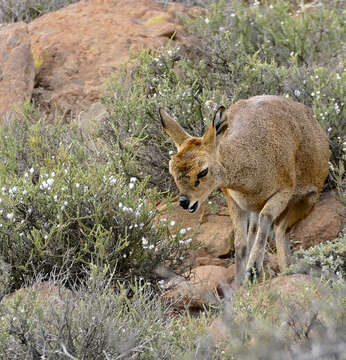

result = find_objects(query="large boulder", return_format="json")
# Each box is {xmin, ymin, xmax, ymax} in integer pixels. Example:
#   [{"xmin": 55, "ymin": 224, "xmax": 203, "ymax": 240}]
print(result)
[
  {"xmin": 29, "ymin": 0, "xmax": 197, "ymax": 114},
  {"xmin": 290, "ymin": 191, "xmax": 345, "ymax": 249},
  {"xmin": 0, "ymin": 22, "xmax": 35, "ymax": 122}
]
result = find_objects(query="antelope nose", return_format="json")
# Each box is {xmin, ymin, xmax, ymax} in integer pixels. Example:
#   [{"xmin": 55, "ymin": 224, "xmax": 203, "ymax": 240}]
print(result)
[{"xmin": 179, "ymin": 195, "xmax": 190, "ymax": 210}]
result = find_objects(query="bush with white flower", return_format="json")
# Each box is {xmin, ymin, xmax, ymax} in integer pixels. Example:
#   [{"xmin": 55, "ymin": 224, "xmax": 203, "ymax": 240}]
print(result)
[{"xmin": 0, "ymin": 112, "xmax": 190, "ymax": 292}]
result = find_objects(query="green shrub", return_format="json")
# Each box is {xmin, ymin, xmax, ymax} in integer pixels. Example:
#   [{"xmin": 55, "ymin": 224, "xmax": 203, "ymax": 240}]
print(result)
[
  {"xmin": 103, "ymin": 0, "xmax": 345, "ymax": 193},
  {"xmin": 287, "ymin": 234, "xmax": 346, "ymax": 280},
  {"xmin": 0, "ymin": 109, "xmax": 191, "ymax": 291},
  {"xmin": 0, "ymin": 0, "xmax": 78, "ymax": 22}
]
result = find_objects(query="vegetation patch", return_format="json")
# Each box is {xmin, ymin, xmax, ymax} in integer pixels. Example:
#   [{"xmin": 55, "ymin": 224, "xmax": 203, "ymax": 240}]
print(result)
[
  {"xmin": 0, "ymin": 0, "xmax": 78, "ymax": 22},
  {"xmin": 103, "ymin": 0, "xmax": 345, "ymax": 193}
]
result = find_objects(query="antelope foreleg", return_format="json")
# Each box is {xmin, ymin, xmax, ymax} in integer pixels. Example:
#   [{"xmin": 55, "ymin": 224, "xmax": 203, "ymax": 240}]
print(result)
[{"xmin": 245, "ymin": 189, "xmax": 293, "ymax": 282}]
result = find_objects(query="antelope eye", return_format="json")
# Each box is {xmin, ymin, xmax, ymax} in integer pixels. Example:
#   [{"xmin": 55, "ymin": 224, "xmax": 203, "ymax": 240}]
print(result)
[
  {"xmin": 197, "ymin": 168, "xmax": 209, "ymax": 179},
  {"xmin": 194, "ymin": 168, "xmax": 208, "ymax": 187}
]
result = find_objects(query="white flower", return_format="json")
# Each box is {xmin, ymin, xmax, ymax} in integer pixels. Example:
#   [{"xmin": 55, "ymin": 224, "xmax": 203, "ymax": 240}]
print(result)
[
  {"xmin": 64, "ymin": 169, "xmax": 68, "ymax": 174},
  {"xmin": 180, "ymin": 228, "xmax": 186, "ymax": 235},
  {"xmin": 130, "ymin": 177, "xmax": 137, "ymax": 183},
  {"xmin": 29, "ymin": 168, "xmax": 35, "ymax": 174},
  {"xmin": 311, "ymin": 92, "xmax": 315, "ymax": 97},
  {"xmin": 169, "ymin": 150, "xmax": 174, "ymax": 155},
  {"xmin": 119, "ymin": 202, "xmax": 123, "ymax": 209},
  {"xmin": 40, "ymin": 181, "xmax": 47, "ymax": 190},
  {"xmin": 129, "ymin": 183, "xmax": 135, "ymax": 190},
  {"xmin": 205, "ymin": 18, "xmax": 210, "ymax": 24},
  {"xmin": 75, "ymin": 183, "xmax": 80, "ymax": 188},
  {"xmin": 109, "ymin": 176, "xmax": 117, "ymax": 185},
  {"xmin": 231, "ymin": 12, "xmax": 236, "ymax": 17},
  {"xmin": 64, "ymin": 201, "xmax": 68, "ymax": 206},
  {"xmin": 9, "ymin": 186, "xmax": 17, "ymax": 195},
  {"xmin": 328, "ymin": 127, "xmax": 332, "ymax": 132},
  {"xmin": 185, "ymin": 238, "xmax": 192, "ymax": 245},
  {"xmin": 51, "ymin": 171, "xmax": 55, "ymax": 177},
  {"xmin": 0, "ymin": 198, "xmax": 2, "ymax": 204},
  {"xmin": 24, "ymin": 172, "xmax": 29, "ymax": 178},
  {"xmin": 269, "ymin": 4, "xmax": 273, "ymax": 9},
  {"xmin": 54, "ymin": 195, "xmax": 58, "ymax": 202},
  {"xmin": 294, "ymin": 89, "xmax": 301, "ymax": 97},
  {"xmin": 22, "ymin": 190, "xmax": 27, "ymax": 195},
  {"xmin": 47, "ymin": 178, "xmax": 54, "ymax": 186},
  {"xmin": 6, "ymin": 213, "xmax": 14, "ymax": 220},
  {"xmin": 142, "ymin": 237, "xmax": 148, "ymax": 246},
  {"xmin": 170, "ymin": 220, "xmax": 176, "ymax": 226},
  {"xmin": 149, "ymin": 245, "xmax": 154, "ymax": 250}
]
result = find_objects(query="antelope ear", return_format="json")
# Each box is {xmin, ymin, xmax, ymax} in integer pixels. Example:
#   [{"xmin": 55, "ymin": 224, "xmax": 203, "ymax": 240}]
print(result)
[
  {"xmin": 202, "ymin": 105, "xmax": 227, "ymax": 147},
  {"xmin": 213, "ymin": 106, "xmax": 226, "ymax": 136},
  {"xmin": 202, "ymin": 122, "xmax": 216, "ymax": 147},
  {"xmin": 159, "ymin": 108, "xmax": 191, "ymax": 149}
]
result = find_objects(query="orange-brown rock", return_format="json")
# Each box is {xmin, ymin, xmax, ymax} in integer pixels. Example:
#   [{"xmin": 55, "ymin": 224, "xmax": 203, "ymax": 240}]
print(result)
[
  {"xmin": 290, "ymin": 191, "xmax": 345, "ymax": 249},
  {"xmin": 29, "ymin": 0, "xmax": 197, "ymax": 114},
  {"xmin": 3, "ymin": 281, "xmax": 72, "ymax": 307},
  {"xmin": 161, "ymin": 264, "xmax": 235, "ymax": 309},
  {"xmin": 0, "ymin": 22, "xmax": 35, "ymax": 122},
  {"xmin": 157, "ymin": 201, "xmax": 234, "ymax": 258},
  {"xmin": 196, "ymin": 214, "xmax": 234, "ymax": 257}
]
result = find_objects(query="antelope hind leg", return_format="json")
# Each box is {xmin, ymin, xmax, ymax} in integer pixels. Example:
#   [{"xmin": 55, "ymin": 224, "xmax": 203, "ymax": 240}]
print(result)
[
  {"xmin": 274, "ymin": 187, "xmax": 319, "ymax": 271},
  {"xmin": 274, "ymin": 218, "xmax": 291, "ymax": 271}
]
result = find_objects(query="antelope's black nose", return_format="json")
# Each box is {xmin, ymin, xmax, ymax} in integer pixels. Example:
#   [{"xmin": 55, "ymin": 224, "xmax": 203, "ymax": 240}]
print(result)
[{"xmin": 179, "ymin": 195, "xmax": 190, "ymax": 210}]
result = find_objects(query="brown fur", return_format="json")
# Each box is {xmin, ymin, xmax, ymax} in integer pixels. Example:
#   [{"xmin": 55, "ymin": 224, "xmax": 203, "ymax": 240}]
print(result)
[{"xmin": 159, "ymin": 95, "xmax": 330, "ymax": 287}]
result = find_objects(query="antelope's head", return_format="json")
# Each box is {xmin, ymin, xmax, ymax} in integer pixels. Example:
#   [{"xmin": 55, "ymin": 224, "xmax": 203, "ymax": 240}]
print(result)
[{"xmin": 159, "ymin": 107, "xmax": 227, "ymax": 213}]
